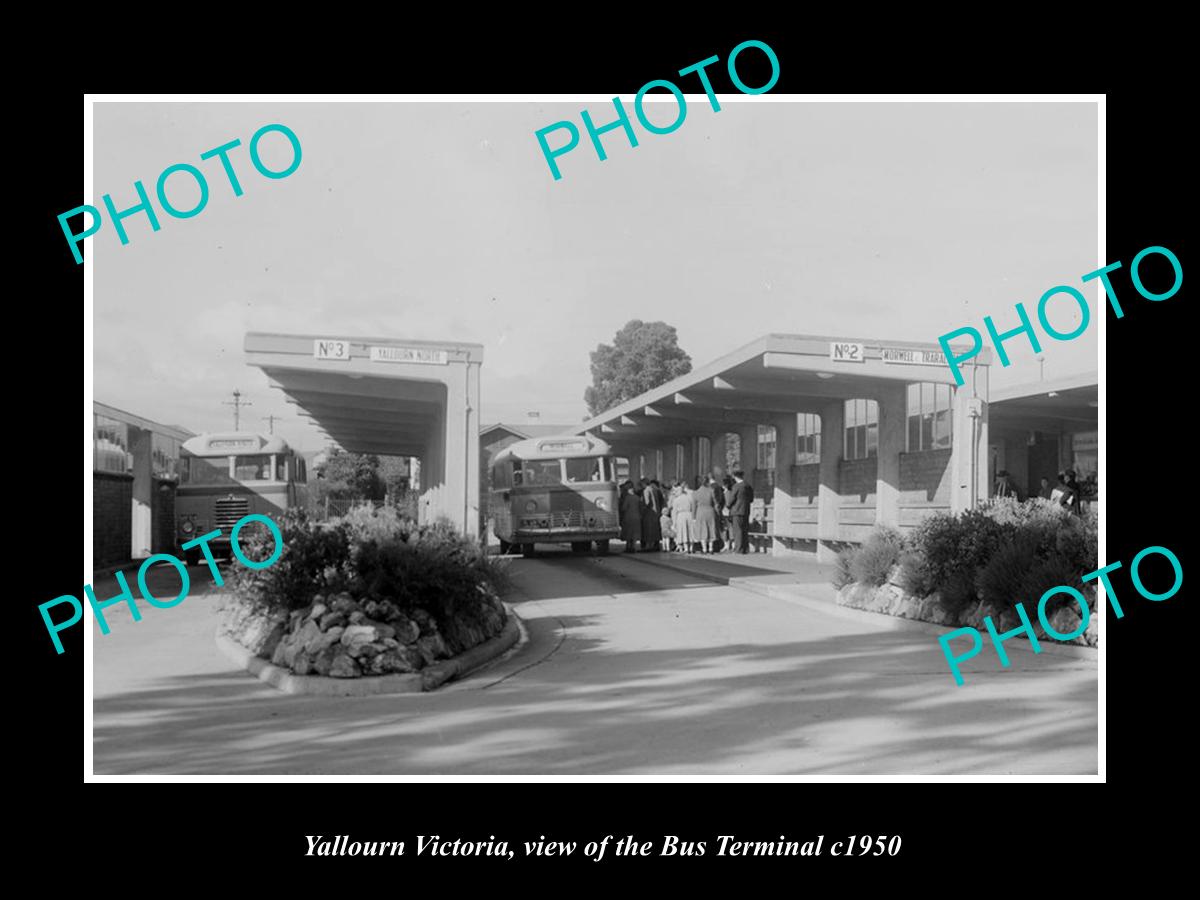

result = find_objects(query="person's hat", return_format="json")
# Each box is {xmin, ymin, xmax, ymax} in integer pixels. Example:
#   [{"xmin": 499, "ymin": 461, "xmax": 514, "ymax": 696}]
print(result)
[
  {"xmin": 1065, "ymin": 468, "xmax": 1076, "ymax": 477},
  {"xmin": 997, "ymin": 469, "xmax": 1009, "ymax": 477}
]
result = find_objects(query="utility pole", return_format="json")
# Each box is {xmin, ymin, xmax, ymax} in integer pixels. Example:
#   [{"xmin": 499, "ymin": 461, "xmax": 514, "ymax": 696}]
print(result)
[
  {"xmin": 1037, "ymin": 356, "xmax": 1045, "ymax": 381},
  {"xmin": 262, "ymin": 414, "xmax": 284, "ymax": 434},
  {"xmin": 223, "ymin": 390, "xmax": 252, "ymax": 431}
]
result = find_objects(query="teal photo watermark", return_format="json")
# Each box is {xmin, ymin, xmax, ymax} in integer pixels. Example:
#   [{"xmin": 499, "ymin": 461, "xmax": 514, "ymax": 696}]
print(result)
[
  {"xmin": 939, "ymin": 544, "xmax": 1182, "ymax": 685},
  {"xmin": 937, "ymin": 245, "xmax": 1182, "ymax": 386},
  {"xmin": 40, "ymin": 513, "xmax": 284, "ymax": 654},
  {"xmin": 534, "ymin": 40, "xmax": 780, "ymax": 181},
  {"xmin": 58, "ymin": 123, "xmax": 303, "ymax": 265}
]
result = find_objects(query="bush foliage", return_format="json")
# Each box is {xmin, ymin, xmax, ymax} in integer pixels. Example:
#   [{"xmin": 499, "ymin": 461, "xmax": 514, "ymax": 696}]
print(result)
[
  {"xmin": 832, "ymin": 498, "xmax": 1097, "ymax": 621},
  {"xmin": 848, "ymin": 527, "xmax": 904, "ymax": 587},
  {"xmin": 228, "ymin": 507, "xmax": 509, "ymax": 648}
]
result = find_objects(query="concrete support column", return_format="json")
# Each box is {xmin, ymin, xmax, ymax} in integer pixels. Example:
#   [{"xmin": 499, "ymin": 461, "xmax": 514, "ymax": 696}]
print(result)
[
  {"xmin": 875, "ymin": 384, "xmax": 907, "ymax": 529},
  {"xmin": 129, "ymin": 426, "xmax": 152, "ymax": 559},
  {"xmin": 817, "ymin": 400, "xmax": 844, "ymax": 563},
  {"xmin": 772, "ymin": 413, "xmax": 797, "ymax": 544},
  {"xmin": 439, "ymin": 362, "xmax": 480, "ymax": 538},
  {"xmin": 950, "ymin": 364, "xmax": 989, "ymax": 511}
]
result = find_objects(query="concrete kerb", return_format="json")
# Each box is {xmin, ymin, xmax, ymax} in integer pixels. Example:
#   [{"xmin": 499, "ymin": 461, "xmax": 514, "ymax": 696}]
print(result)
[
  {"xmin": 622, "ymin": 553, "xmax": 1098, "ymax": 660},
  {"xmin": 215, "ymin": 603, "xmax": 525, "ymax": 696}
]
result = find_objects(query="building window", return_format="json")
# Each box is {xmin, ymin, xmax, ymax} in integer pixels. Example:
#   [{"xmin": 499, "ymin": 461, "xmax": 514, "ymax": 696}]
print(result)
[
  {"xmin": 655, "ymin": 449, "xmax": 664, "ymax": 482},
  {"xmin": 844, "ymin": 399, "xmax": 879, "ymax": 460},
  {"xmin": 94, "ymin": 414, "xmax": 131, "ymax": 474},
  {"xmin": 757, "ymin": 425, "xmax": 777, "ymax": 471},
  {"xmin": 697, "ymin": 436, "xmax": 711, "ymax": 476},
  {"xmin": 152, "ymin": 432, "xmax": 180, "ymax": 480},
  {"xmin": 639, "ymin": 454, "xmax": 646, "ymax": 480},
  {"xmin": 906, "ymin": 383, "xmax": 954, "ymax": 452},
  {"xmin": 796, "ymin": 413, "xmax": 821, "ymax": 464}
]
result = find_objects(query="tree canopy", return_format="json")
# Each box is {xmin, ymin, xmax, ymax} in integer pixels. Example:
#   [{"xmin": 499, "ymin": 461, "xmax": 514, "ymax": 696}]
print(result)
[
  {"xmin": 316, "ymin": 448, "xmax": 385, "ymax": 501},
  {"xmin": 584, "ymin": 320, "xmax": 693, "ymax": 416}
]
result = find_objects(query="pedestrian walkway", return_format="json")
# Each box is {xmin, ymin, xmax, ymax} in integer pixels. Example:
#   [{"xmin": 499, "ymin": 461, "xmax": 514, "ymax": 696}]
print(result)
[{"xmin": 618, "ymin": 547, "xmax": 840, "ymax": 605}]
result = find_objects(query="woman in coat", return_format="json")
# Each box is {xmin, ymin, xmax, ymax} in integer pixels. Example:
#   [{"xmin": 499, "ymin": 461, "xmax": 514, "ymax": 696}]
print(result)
[
  {"xmin": 671, "ymin": 482, "xmax": 697, "ymax": 553},
  {"xmin": 640, "ymin": 479, "xmax": 663, "ymax": 551},
  {"xmin": 693, "ymin": 477, "xmax": 718, "ymax": 554},
  {"xmin": 619, "ymin": 481, "xmax": 643, "ymax": 552}
]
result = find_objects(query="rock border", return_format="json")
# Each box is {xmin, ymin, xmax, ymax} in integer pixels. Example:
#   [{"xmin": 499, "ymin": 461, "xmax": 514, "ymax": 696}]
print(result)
[{"xmin": 216, "ymin": 604, "xmax": 523, "ymax": 696}]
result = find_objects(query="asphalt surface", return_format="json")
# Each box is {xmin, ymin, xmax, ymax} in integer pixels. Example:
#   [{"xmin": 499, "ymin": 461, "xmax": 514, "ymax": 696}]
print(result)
[{"xmin": 91, "ymin": 548, "xmax": 1098, "ymax": 775}]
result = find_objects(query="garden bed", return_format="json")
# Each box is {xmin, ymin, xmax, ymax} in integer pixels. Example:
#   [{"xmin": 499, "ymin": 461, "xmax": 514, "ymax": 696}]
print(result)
[
  {"xmin": 832, "ymin": 498, "xmax": 1099, "ymax": 648},
  {"xmin": 217, "ymin": 506, "xmax": 511, "ymax": 685}
]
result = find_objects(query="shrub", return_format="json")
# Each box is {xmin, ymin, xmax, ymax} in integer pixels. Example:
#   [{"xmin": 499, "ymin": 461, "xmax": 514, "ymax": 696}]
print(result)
[
  {"xmin": 228, "ymin": 509, "xmax": 353, "ymax": 613},
  {"xmin": 341, "ymin": 504, "xmax": 415, "ymax": 548},
  {"xmin": 938, "ymin": 567, "xmax": 979, "ymax": 613},
  {"xmin": 849, "ymin": 526, "xmax": 905, "ymax": 587},
  {"xmin": 832, "ymin": 547, "xmax": 858, "ymax": 590},
  {"xmin": 909, "ymin": 513, "xmax": 970, "ymax": 591},
  {"xmin": 228, "ymin": 507, "xmax": 509, "ymax": 650},
  {"xmin": 976, "ymin": 530, "xmax": 1044, "ymax": 611},
  {"xmin": 1022, "ymin": 552, "xmax": 1087, "ymax": 621},
  {"xmin": 1055, "ymin": 508, "xmax": 1098, "ymax": 576},
  {"xmin": 896, "ymin": 549, "xmax": 936, "ymax": 597}
]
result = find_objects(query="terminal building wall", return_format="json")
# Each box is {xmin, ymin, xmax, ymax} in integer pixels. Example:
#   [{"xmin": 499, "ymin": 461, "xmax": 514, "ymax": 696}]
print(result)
[{"xmin": 94, "ymin": 471, "xmax": 133, "ymax": 569}]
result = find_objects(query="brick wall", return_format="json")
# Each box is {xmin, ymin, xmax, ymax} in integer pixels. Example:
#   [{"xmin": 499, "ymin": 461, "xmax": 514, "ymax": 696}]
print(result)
[
  {"xmin": 837, "ymin": 457, "xmax": 877, "ymax": 541},
  {"xmin": 789, "ymin": 464, "xmax": 819, "ymax": 503},
  {"xmin": 899, "ymin": 448, "xmax": 952, "ymax": 529},
  {"xmin": 787, "ymin": 463, "xmax": 821, "ymax": 536},
  {"xmin": 94, "ymin": 472, "xmax": 132, "ymax": 568},
  {"xmin": 152, "ymin": 478, "xmax": 176, "ymax": 554},
  {"xmin": 839, "ymin": 457, "xmax": 878, "ymax": 502},
  {"xmin": 899, "ymin": 448, "xmax": 952, "ymax": 504}
]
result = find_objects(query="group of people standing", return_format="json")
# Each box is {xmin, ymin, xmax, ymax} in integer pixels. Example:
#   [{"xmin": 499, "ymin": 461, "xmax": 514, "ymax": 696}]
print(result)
[
  {"xmin": 993, "ymin": 467, "xmax": 1085, "ymax": 515},
  {"xmin": 618, "ymin": 470, "xmax": 756, "ymax": 554}
]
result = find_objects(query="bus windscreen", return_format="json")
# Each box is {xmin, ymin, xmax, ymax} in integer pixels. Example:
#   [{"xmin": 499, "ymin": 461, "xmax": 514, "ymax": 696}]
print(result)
[{"xmin": 564, "ymin": 458, "xmax": 603, "ymax": 483}]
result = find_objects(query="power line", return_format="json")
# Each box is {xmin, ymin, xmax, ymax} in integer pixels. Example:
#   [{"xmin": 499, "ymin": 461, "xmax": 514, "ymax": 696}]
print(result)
[{"xmin": 223, "ymin": 390, "xmax": 252, "ymax": 430}]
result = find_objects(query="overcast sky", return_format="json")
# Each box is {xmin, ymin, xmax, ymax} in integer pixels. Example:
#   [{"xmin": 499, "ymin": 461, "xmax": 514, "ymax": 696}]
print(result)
[{"xmin": 93, "ymin": 100, "xmax": 1098, "ymax": 450}]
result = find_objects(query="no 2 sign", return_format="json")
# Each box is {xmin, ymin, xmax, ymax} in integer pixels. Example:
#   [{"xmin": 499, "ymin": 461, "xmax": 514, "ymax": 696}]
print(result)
[
  {"xmin": 830, "ymin": 835, "xmax": 902, "ymax": 856},
  {"xmin": 830, "ymin": 342, "xmax": 865, "ymax": 362}
]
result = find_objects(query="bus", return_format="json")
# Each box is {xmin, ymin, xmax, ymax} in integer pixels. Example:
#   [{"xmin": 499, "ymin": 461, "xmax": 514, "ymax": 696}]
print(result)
[
  {"xmin": 176, "ymin": 432, "xmax": 309, "ymax": 565},
  {"xmin": 488, "ymin": 434, "xmax": 620, "ymax": 556}
]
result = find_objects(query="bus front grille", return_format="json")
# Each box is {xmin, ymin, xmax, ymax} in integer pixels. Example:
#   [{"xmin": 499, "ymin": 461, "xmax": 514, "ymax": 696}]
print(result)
[{"xmin": 214, "ymin": 496, "xmax": 250, "ymax": 530}]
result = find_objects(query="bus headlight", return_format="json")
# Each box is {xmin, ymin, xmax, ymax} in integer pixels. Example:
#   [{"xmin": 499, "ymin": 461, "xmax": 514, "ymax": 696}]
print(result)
[
  {"xmin": 180, "ymin": 519, "xmax": 195, "ymax": 535},
  {"xmin": 594, "ymin": 498, "xmax": 607, "ymax": 510},
  {"xmin": 525, "ymin": 500, "xmax": 538, "ymax": 512}
]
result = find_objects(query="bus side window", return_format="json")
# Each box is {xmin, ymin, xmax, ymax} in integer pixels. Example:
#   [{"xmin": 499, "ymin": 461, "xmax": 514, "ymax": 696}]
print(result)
[
  {"xmin": 297, "ymin": 458, "xmax": 306, "ymax": 484},
  {"xmin": 512, "ymin": 462, "xmax": 523, "ymax": 487}
]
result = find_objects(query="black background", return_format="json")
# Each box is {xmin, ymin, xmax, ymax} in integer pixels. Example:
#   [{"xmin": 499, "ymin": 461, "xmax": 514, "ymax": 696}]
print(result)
[{"xmin": 21, "ymin": 25, "xmax": 1187, "ymax": 886}]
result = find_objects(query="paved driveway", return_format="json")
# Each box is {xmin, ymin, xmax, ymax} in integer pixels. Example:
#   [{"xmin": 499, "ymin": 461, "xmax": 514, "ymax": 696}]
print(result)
[{"xmin": 92, "ymin": 550, "xmax": 1098, "ymax": 775}]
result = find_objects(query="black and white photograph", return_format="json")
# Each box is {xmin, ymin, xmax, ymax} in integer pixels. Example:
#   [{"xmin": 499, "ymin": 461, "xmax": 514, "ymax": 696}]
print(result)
[{"xmin": 80, "ymin": 93, "xmax": 1106, "ymax": 778}]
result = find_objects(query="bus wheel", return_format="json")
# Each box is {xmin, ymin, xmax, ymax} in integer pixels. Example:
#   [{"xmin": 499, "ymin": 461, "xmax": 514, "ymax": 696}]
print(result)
[
  {"xmin": 498, "ymin": 538, "xmax": 512, "ymax": 555},
  {"xmin": 184, "ymin": 548, "xmax": 200, "ymax": 567},
  {"xmin": 522, "ymin": 543, "xmax": 537, "ymax": 558},
  {"xmin": 570, "ymin": 541, "xmax": 590, "ymax": 554},
  {"xmin": 594, "ymin": 540, "xmax": 610, "ymax": 555}
]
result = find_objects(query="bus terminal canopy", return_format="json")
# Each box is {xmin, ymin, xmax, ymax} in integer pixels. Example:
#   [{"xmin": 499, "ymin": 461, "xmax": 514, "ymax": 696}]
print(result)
[
  {"xmin": 244, "ymin": 332, "xmax": 483, "ymax": 537},
  {"xmin": 575, "ymin": 333, "xmax": 992, "ymax": 561}
]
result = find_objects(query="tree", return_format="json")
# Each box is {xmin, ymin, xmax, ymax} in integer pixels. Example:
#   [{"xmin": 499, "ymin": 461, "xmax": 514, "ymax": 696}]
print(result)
[
  {"xmin": 316, "ymin": 448, "xmax": 385, "ymax": 500},
  {"xmin": 584, "ymin": 320, "xmax": 692, "ymax": 416},
  {"xmin": 378, "ymin": 455, "xmax": 412, "ymax": 499}
]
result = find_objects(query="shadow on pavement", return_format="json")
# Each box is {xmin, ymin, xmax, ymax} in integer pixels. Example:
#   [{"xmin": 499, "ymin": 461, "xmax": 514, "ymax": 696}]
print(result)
[{"xmin": 93, "ymin": 614, "xmax": 1097, "ymax": 776}]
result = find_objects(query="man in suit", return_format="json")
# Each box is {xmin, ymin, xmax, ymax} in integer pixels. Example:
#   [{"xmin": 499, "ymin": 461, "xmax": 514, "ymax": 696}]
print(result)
[{"xmin": 727, "ymin": 470, "xmax": 754, "ymax": 554}]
